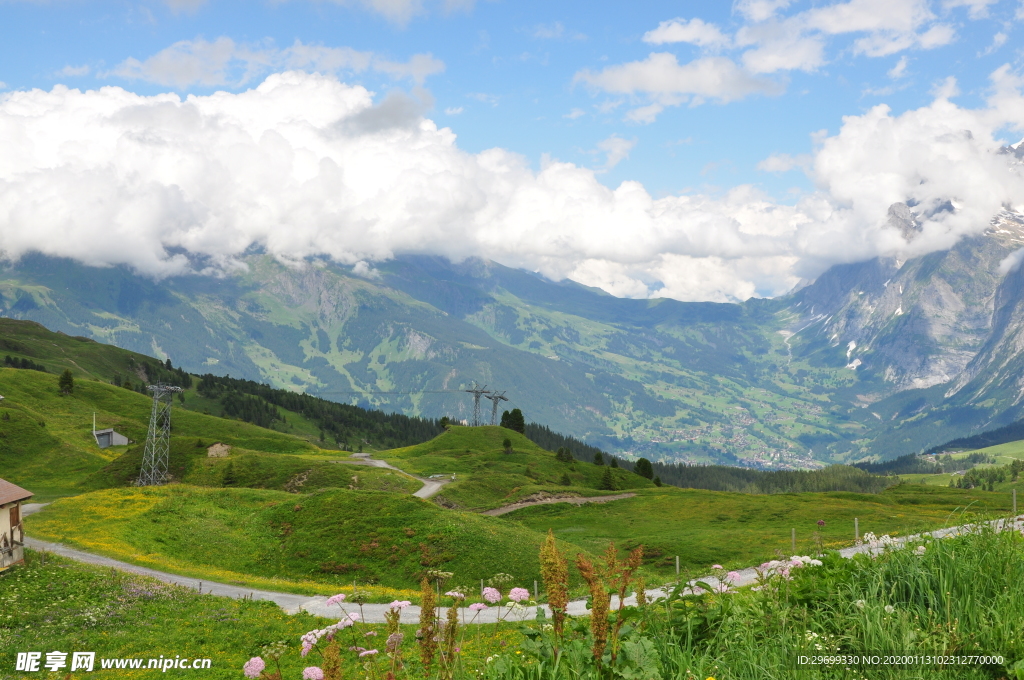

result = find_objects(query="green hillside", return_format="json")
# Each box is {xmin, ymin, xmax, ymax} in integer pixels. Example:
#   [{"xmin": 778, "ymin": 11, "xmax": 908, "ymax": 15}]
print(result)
[
  {"xmin": 0, "ymin": 368, "xmax": 318, "ymax": 500},
  {"xmin": 502, "ymin": 483, "xmax": 1020, "ymax": 576},
  {"xmin": 25, "ymin": 485, "xmax": 592, "ymax": 593},
  {"xmin": 380, "ymin": 425, "xmax": 654, "ymax": 511}
]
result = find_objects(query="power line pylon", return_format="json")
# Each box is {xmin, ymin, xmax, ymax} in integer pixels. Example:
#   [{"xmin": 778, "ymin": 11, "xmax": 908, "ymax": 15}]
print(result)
[
  {"xmin": 485, "ymin": 391, "xmax": 508, "ymax": 426},
  {"xmin": 137, "ymin": 383, "xmax": 183, "ymax": 486},
  {"xmin": 464, "ymin": 382, "xmax": 491, "ymax": 427}
]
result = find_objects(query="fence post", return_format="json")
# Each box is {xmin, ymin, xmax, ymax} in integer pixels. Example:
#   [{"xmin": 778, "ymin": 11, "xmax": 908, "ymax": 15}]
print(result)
[
  {"xmin": 791, "ymin": 528, "xmax": 795, "ymax": 554},
  {"xmin": 855, "ymin": 517, "xmax": 859, "ymax": 543},
  {"xmin": 675, "ymin": 556, "xmax": 680, "ymax": 577},
  {"xmin": 534, "ymin": 580, "xmax": 538, "ymax": 599},
  {"xmin": 1013, "ymin": 488, "xmax": 1017, "ymax": 516},
  {"xmin": 481, "ymin": 579, "xmax": 484, "ymax": 597}
]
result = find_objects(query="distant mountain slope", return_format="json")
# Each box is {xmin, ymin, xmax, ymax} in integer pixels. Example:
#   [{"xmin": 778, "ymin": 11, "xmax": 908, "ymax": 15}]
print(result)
[{"xmin": 6, "ymin": 210, "xmax": 1024, "ymax": 466}]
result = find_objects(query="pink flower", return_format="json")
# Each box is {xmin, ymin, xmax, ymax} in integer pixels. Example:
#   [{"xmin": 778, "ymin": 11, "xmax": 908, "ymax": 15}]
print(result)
[
  {"xmin": 326, "ymin": 593, "xmax": 347, "ymax": 606},
  {"xmin": 508, "ymin": 587, "xmax": 530, "ymax": 602},
  {"xmin": 301, "ymin": 642, "xmax": 313, "ymax": 657},
  {"xmin": 302, "ymin": 667, "xmax": 325, "ymax": 680},
  {"xmin": 711, "ymin": 564, "xmax": 723, "ymax": 570},
  {"xmin": 469, "ymin": 602, "xmax": 488, "ymax": 611},
  {"xmin": 445, "ymin": 590, "xmax": 465, "ymax": 598},
  {"xmin": 482, "ymin": 587, "xmax": 501, "ymax": 604},
  {"xmin": 726, "ymin": 571, "xmax": 740, "ymax": 583},
  {"xmin": 817, "ymin": 519, "xmax": 826, "ymax": 527},
  {"xmin": 388, "ymin": 600, "xmax": 411, "ymax": 610},
  {"xmin": 348, "ymin": 612, "xmax": 360, "ymax": 621},
  {"xmin": 243, "ymin": 657, "xmax": 265, "ymax": 678},
  {"xmin": 359, "ymin": 649, "xmax": 379, "ymax": 657}
]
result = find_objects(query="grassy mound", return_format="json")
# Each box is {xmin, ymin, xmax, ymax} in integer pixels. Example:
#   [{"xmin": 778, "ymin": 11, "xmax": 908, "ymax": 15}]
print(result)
[
  {"xmin": 86, "ymin": 437, "xmax": 419, "ymax": 495},
  {"xmin": 381, "ymin": 425, "xmax": 654, "ymax": 510},
  {"xmin": 26, "ymin": 485, "xmax": 593, "ymax": 592},
  {"xmin": 503, "ymin": 483, "xmax": 1019, "ymax": 576}
]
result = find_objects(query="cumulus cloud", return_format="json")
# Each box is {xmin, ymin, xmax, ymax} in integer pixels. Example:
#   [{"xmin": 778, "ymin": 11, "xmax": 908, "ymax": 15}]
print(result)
[
  {"xmin": 1, "ymin": 69, "xmax": 1024, "ymax": 302},
  {"xmin": 294, "ymin": 0, "xmax": 473, "ymax": 26},
  {"xmin": 596, "ymin": 134, "xmax": 636, "ymax": 170},
  {"xmin": 108, "ymin": 37, "xmax": 444, "ymax": 89}
]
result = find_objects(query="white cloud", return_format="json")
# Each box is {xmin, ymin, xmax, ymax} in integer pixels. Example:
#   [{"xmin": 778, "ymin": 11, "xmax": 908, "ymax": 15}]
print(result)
[
  {"xmin": 574, "ymin": 53, "xmax": 782, "ymax": 121},
  {"xmin": 980, "ymin": 31, "xmax": 1008, "ymax": 56},
  {"xmin": 564, "ymin": 108, "xmax": 586, "ymax": 119},
  {"xmin": 738, "ymin": 25, "xmax": 826, "ymax": 73},
  {"xmin": 734, "ymin": 0, "xmax": 794, "ymax": 23},
  {"xmin": 108, "ymin": 37, "xmax": 444, "ymax": 89},
  {"xmin": 444, "ymin": 106, "xmax": 464, "ymax": 114},
  {"xmin": 888, "ymin": 55, "xmax": 909, "ymax": 79},
  {"xmin": 58, "ymin": 65, "xmax": 91, "ymax": 78},
  {"xmin": 757, "ymin": 153, "xmax": 811, "ymax": 172},
  {"xmin": 943, "ymin": 0, "xmax": 999, "ymax": 19},
  {"xmin": 163, "ymin": 0, "xmax": 206, "ymax": 11},
  {"xmin": 0, "ymin": 82, "xmax": 7, "ymax": 90},
  {"xmin": 531, "ymin": 22, "xmax": 563, "ymax": 39},
  {"xmin": 596, "ymin": 135, "xmax": 636, "ymax": 170},
  {"xmin": 643, "ymin": 18, "xmax": 731, "ymax": 49},
  {"xmin": 2, "ymin": 70, "xmax": 1024, "ymax": 303}
]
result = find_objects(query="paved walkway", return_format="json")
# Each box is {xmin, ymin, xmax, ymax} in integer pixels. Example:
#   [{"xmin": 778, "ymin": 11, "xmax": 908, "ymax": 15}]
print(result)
[
  {"xmin": 21, "ymin": 504, "xmax": 1024, "ymax": 624},
  {"xmin": 337, "ymin": 453, "xmax": 450, "ymax": 499}
]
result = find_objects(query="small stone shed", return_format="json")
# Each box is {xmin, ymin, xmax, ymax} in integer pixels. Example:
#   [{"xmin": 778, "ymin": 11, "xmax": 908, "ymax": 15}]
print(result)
[{"xmin": 0, "ymin": 478, "xmax": 32, "ymax": 571}]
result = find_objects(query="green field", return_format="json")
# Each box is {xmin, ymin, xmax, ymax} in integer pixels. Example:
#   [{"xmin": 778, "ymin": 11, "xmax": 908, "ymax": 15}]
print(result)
[
  {"xmin": 502, "ymin": 483, "xmax": 1020, "ymax": 576},
  {"xmin": 382, "ymin": 425, "xmax": 654, "ymax": 511},
  {"xmin": 25, "ymin": 485, "xmax": 595, "ymax": 595},
  {"xmin": 897, "ymin": 443, "xmax": 1024, "ymax": 489}
]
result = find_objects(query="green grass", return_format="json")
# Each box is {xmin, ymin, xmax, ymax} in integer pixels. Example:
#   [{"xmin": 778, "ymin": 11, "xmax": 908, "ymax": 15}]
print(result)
[
  {"xmin": 381, "ymin": 426, "xmax": 654, "ymax": 511},
  {"xmin": 501, "ymin": 483, "xmax": 1020, "ymax": 578},
  {"xmin": 0, "ymin": 550, "xmax": 525, "ymax": 680},
  {"xmin": 84, "ymin": 436, "xmax": 421, "ymax": 495},
  {"xmin": 25, "ymin": 485, "xmax": 594, "ymax": 593},
  {"xmin": 0, "ymin": 368, "xmax": 322, "ymax": 499}
]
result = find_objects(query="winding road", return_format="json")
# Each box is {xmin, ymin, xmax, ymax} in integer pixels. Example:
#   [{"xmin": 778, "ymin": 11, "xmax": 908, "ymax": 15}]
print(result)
[
  {"xmin": 21, "ymin": 502, "xmax": 1023, "ymax": 624},
  {"xmin": 333, "ymin": 453, "xmax": 451, "ymax": 499}
]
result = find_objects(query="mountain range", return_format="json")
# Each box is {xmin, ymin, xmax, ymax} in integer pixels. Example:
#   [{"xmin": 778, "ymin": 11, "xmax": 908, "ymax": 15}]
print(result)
[{"xmin": 4, "ymin": 207, "xmax": 1024, "ymax": 467}]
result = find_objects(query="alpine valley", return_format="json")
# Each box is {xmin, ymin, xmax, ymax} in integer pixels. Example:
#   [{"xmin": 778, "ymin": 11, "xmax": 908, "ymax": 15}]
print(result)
[{"xmin": 6, "ymin": 207, "xmax": 1024, "ymax": 468}]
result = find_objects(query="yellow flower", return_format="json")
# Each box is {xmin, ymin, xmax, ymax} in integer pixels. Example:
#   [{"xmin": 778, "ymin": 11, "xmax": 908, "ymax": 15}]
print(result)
[{"xmin": 706, "ymin": 677, "xmax": 716, "ymax": 680}]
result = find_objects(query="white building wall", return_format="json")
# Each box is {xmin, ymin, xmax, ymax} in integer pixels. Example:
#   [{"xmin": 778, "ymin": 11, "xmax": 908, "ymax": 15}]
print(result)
[{"xmin": 0, "ymin": 500, "xmax": 25, "ymax": 570}]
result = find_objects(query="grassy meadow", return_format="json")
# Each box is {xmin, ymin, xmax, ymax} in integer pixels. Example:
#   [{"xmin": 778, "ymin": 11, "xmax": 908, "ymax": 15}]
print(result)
[
  {"xmin": 382, "ymin": 426, "xmax": 654, "ymax": 511},
  {"xmin": 24, "ymin": 485, "xmax": 596, "ymax": 596}
]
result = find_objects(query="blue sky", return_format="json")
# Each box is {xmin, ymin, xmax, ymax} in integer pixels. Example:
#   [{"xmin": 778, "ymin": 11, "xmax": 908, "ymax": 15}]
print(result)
[{"xmin": 2, "ymin": 0, "xmax": 1024, "ymax": 301}]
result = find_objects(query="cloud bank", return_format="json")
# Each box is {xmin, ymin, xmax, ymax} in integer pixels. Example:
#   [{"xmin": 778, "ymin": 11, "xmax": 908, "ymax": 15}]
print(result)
[{"xmin": 1, "ymin": 69, "xmax": 1023, "ymax": 302}]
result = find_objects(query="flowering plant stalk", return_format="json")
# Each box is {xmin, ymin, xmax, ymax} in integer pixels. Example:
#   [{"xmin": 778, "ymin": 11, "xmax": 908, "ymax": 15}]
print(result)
[
  {"xmin": 539, "ymin": 529, "xmax": 570, "ymax": 645},
  {"xmin": 437, "ymin": 592, "xmax": 464, "ymax": 680},
  {"xmin": 418, "ymin": 577, "xmax": 437, "ymax": 669}
]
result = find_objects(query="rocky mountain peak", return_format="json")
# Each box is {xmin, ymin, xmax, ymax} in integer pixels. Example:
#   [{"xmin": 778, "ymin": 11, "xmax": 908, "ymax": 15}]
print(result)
[{"xmin": 887, "ymin": 202, "xmax": 922, "ymax": 242}]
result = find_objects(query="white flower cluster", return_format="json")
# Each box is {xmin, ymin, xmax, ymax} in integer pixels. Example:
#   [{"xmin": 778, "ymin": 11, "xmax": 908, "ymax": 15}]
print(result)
[
  {"xmin": 861, "ymin": 532, "xmax": 895, "ymax": 549},
  {"xmin": 757, "ymin": 555, "xmax": 823, "ymax": 581}
]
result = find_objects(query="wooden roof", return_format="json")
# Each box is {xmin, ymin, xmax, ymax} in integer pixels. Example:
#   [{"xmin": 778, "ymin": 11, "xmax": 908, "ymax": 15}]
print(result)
[{"xmin": 0, "ymin": 478, "xmax": 33, "ymax": 506}]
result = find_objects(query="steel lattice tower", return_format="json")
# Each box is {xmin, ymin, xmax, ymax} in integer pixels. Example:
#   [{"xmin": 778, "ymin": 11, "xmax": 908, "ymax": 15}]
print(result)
[
  {"xmin": 464, "ymin": 382, "xmax": 491, "ymax": 427},
  {"xmin": 137, "ymin": 383, "xmax": 183, "ymax": 486},
  {"xmin": 484, "ymin": 391, "xmax": 508, "ymax": 426}
]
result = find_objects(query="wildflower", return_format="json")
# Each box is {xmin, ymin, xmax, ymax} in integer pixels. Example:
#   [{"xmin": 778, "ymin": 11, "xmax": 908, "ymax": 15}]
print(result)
[
  {"xmin": 482, "ymin": 587, "xmax": 502, "ymax": 604},
  {"xmin": 388, "ymin": 600, "xmax": 412, "ymax": 610},
  {"xmin": 884, "ymin": 605, "xmax": 895, "ymax": 614},
  {"xmin": 817, "ymin": 519, "xmax": 826, "ymax": 527},
  {"xmin": 445, "ymin": 590, "xmax": 465, "ymax": 598},
  {"xmin": 916, "ymin": 546, "xmax": 926, "ymax": 555},
  {"xmin": 855, "ymin": 600, "xmax": 866, "ymax": 610},
  {"xmin": 348, "ymin": 612, "xmax": 360, "ymax": 621},
  {"xmin": 364, "ymin": 631, "xmax": 377, "ymax": 637},
  {"xmin": 326, "ymin": 593, "xmax": 347, "ymax": 606},
  {"xmin": 725, "ymin": 571, "xmax": 740, "ymax": 583},
  {"xmin": 359, "ymin": 649, "xmax": 379, "ymax": 657},
  {"xmin": 469, "ymin": 602, "xmax": 488, "ymax": 611},
  {"xmin": 508, "ymin": 587, "xmax": 530, "ymax": 602},
  {"xmin": 242, "ymin": 657, "xmax": 265, "ymax": 678},
  {"xmin": 711, "ymin": 564, "xmax": 723, "ymax": 570},
  {"xmin": 302, "ymin": 667, "xmax": 325, "ymax": 680},
  {"xmin": 386, "ymin": 632, "xmax": 404, "ymax": 653}
]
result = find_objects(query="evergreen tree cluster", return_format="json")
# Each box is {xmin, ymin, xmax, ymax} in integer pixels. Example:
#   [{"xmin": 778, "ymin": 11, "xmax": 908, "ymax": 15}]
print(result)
[
  {"xmin": 499, "ymin": 408, "xmax": 525, "ymax": 433},
  {"xmin": 3, "ymin": 355, "xmax": 47, "ymax": 372},
  {"xmin": 855, "ymin": 452, "xmax": 995, "ymax": 475},
  {"xmin": 948, "ymin": 458, "xmax": 1023, "ymax": 490},
  {"xmin": 194, "ymin": 373, "xmax": 444, "ymax": 450},
  {"xmin": 523, "ymin": 423, "xmax": 607, "ymax": 463},
  {"xmin": 643, "ymin": 461, "xmax": 893, "ymax": 494},
  {"xmin": 926, "ymin": 418, "xmax": 1024, "ymax": 454}
]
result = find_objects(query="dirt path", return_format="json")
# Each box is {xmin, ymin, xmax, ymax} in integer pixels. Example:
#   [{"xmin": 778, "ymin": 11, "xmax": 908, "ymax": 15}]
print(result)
[
  {"xmin": 481, "ymin": 493, "xmax": 636, "ymax": 516},
  {"xmin": 332, "ymin": 453, "xmax": 451, "ymax": 499},
  {"xmin": 20, "ymin": 503, "xmax": 1024, "ymax": 623}
]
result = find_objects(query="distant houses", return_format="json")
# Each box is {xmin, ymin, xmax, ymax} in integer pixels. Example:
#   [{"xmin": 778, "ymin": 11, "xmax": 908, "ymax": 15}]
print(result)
[{"xmin": 0, "ymin": 478, "xmax": 32, "ymax": 571}]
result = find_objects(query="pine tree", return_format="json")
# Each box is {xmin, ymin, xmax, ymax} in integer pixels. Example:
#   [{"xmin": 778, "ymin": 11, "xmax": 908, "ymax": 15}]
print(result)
[
  {"xmin": 610, "ymin": 458, "xmax": 619, "ymax": 468},
  {"xmin": 500, "ymin": 408, "xmax": 525, "ymax": 433},
  {"xmin": 653, "ymin": 476, "xmax": 662, "ymax": 487},
  {"xmin": 58, "ymin": 369, "xmax": 74, "ymax": 395},
  {"xmin": 560, "ymin": 472, "xmax": 572, "ymax": 486},
  {"xmin": 634, "ymin": 457, "xmax": 654, "ymax": 479},
  {"xmin": 593, "ymin": 451, "xmax": 604, "ymax": 466},
  {"xmin": 600, "ymin": 466, "xmax": 616, "ymax": 490}
]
